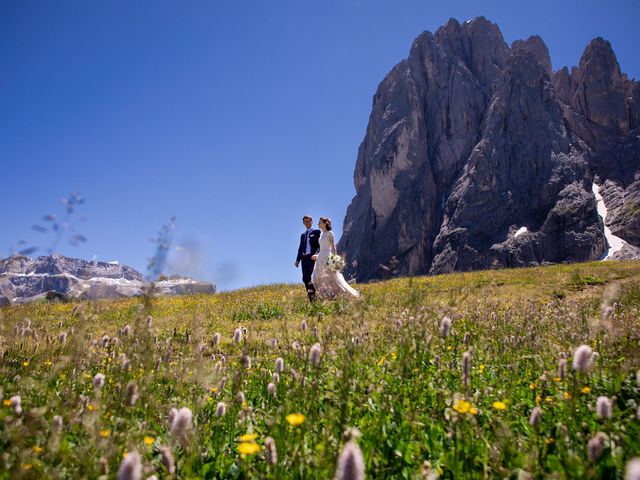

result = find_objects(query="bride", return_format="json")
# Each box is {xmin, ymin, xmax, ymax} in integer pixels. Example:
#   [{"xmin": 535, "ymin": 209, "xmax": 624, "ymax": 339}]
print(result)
[{"xmin": 311, "ymin": 217, "xmax": 360, "ymax": 299}]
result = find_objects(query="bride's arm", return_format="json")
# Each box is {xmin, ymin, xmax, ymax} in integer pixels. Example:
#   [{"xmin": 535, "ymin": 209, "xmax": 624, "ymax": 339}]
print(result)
[{"xmin": 329, "ymin": 231, "xmax": 337, "ymax": 255}]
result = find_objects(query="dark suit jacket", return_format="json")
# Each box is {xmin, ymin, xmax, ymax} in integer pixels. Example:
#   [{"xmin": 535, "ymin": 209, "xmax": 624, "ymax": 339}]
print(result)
[{"xmin": 296, "ymin": 229, "xmax": 321, "ymax": 263}]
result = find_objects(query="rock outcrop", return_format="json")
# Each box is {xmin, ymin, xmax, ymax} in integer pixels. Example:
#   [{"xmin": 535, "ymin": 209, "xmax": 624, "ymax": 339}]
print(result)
[
  {"xmin": 339, "ymin": 17, "xmax": 640, "ymax": 281},
  {"xmin": 0, "ymin": 254, "xmax": 216, "ymax": 305}
]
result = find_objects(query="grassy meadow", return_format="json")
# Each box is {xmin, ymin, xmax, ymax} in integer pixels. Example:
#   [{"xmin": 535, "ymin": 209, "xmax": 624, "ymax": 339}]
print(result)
[{"xmin": 1, "ymin": 260, "xmax": 640, "ymax": 479}]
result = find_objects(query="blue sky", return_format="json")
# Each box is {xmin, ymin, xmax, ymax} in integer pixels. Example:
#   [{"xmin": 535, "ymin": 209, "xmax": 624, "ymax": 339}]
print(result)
[{"xmin": 1, "ymin": 0, "xmax": 638, "ymax": 290}]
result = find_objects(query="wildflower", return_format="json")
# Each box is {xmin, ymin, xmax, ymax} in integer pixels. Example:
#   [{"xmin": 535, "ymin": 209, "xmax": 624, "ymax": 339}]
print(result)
[
  {"xmin": 233, "ymin": 328, "xmax": 242, "ymax": 343},
  {"xmin": 492, "ymin": 401, "xmax": 507, "ymax": 411},
  {"xmin": 146, "ymin": 315, "xmax": 153, "ymax": 328},
  {"xmin": 558, "ymin": 358, "xmax": 567, "ymax": 381},
  {"xmin": 272, "ymin": 372, "xmax": 280, "ymax": 384},
  {"xmin": 301, "ymin": 320, "xmax": 307, "ymax": 331},
  {"xmin": 125, "ymin": 382, "xmax": 138, "ymax": 406},
  {"xmin": 545, "ymin": 396, "xmax": 553, "ymax": 403},
  {"xmin": 143, "ymin": 436, "xmax": 155, "ymax": 445},
  {"xmin": 377, "ymin": 356, "xmax": 385, "ymax": 367},
  {"xmin": 545, "ymin": 437, "xmax": 555, "ymax": 445},
  {"xmin": 452, "ymin": 399, "xmax": 471, "ymax": 414},
  {"xmin": 20, "ymin": 464, "xmax": 32, "ymax": 471},
  {"xmin": 626, "ymin": 458, "xmax": 640, "ymax": 480},
  {"xmin": 242, "ymin": 355, "xmax": 251, "ymax": 369},
  {"xmin": 462, "ymin": 351, "xmax": 471, "ymax": 386},
  {"xmin": 123, "ymin": 324, "xmax": 132, "ymax": 336},
  {"xmin": 285, "ymin": 413, "xmax": 305, "ymax": 426},
  {"xmin": 159, "ymin": 446, "xmax": 175, "ymax": 474},
  {"xmin": 169, "ymin": 407, "xmax": 193, "ymax": 443},
  {"xmin": 93, "ymin": 373, "xmax": 105, "ymax": 390},
  {"xmin": 529, "ymin": 406, "xmax": 542, "ymax": 429},
  {"xmin": 309, "ymin": 343, "xmax": 322, "ymax": 367},
  {"xmin": 275, "ymin": 357, "xmax": 284, "ymax": 373},
  {"xmin": 529, "ymin": 383, "xmax": 536, "ymax": 390},
  {"xmin": 52, "ymin": 415, "xmax": 63, "ymax": 432},
  {"xmin": 239, "ymin": 433, "xmax": 257, "ymax": 442},
  {"xmin": 59, "ymin": 332, "xmax": 67, "ymax": 343},
  {"xmin": 267, "ymin": 382, "xmax": 276, "ymax": 397},
  {"xmin": 10, "ymin": 395, "xmax": 22, "ymax": 415},
  {"xmin": 563, "ymin": 392, "xmax": 571, "ymax": 400},
  {"xmin": 100, "ymin": 429, "xmax": 111, "ymax": 438},
  {"xmin": 334, "ymin": 440, "xmax": 365, "ymax": 480},
  {"xmin": 439, "ymin": 316, "xmax": 452, "ymax": 338},
  {"xmin": 168, "ymin": 407, "xmax": 178, "ymax": 425},
  {"xmin": 463, "ymin": 332, "xmax": 470, "ymax": 345},
  {"xmin": 588, "ymin": 432, "xmax": 607, "ymax": 460},
  {"xmin": 596, "ymin": 396, "xmax": 612, "ymax": 419},
  {"xmin": 572, "ymin": 345, "xmax": 593, "ymax": 373},
  {"xmin": 238, "ymin": 442, "xmax": 261, "ymax": 455},
  {"xmin": 101, "ymin": 335, "xmax": 110, "ymax": 347},
  {"xmin": 212, "ymin": 332, "xmax": 220, "ymax": 346},
  {"xmin": 236, "ymin": 391, "xmax": 245, "ymax": 404},
  {"xmin": 215, "ymin": 402, "xmax": 227, "ymax": 418},
  {"xmin": 32, "ymin": 446, "xmax": 43, "ymax": 454},
  {"xmin": 478, "ymin": 364, "xmax": 485, "ymax": 374},
  {"xmin": 265, "ymin": 436, "xmax": 277, "ymax": 465},
  {"xmin": 313, "ymin": 326, "xmax": 318, "ymax": 338},
  {"xmin": 22, "ymin": 361, "xmax": 29, "ymax": 367},
  {"xmin": 2, "ymin": 399, "xmax": 9, "ymax": 407},
  {"xmin": 469, "ymin": 407, "xmax": 479, "ymax": 416},
  {"xmin": 116, "ymin": 450, "xmax": 141, "ymax": 480},
  {"xmin": 434, "ymin": 355, "xmax": 441, "ymax": 370},
  {"xmin": 219, "ymin": 377, "xmax": 227, "ymax": 392},
  {"xmin": 581, "ymin": 386, "xmax": 591, "ymax": 394}
]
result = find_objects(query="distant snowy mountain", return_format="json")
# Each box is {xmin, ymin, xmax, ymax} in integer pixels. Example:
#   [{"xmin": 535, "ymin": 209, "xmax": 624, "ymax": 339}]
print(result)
[{"xmin": 0, "ymin": 254, "xmax": 215, "ymax": 306}]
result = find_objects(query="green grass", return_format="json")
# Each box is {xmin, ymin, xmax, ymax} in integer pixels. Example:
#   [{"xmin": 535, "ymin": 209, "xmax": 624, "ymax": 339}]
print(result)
[{"xmin": 1, "ymin": 260, "xmax": 640, "ymax": 479}]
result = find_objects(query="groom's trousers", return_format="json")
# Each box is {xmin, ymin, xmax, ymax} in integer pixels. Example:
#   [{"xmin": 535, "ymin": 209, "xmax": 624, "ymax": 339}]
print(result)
[{"xmin": 301, "ymin": 254, "xmax": 316, "ymax": 301}]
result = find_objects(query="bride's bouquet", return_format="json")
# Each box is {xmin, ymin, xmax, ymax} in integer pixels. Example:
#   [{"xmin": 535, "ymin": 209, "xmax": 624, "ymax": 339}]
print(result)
[{"xmin": 327, "ymin": 253, "xmax": 346, "ymax": 272}]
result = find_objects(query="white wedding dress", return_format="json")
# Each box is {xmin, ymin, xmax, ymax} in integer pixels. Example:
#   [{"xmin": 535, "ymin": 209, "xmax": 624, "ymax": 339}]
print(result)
[{"xmin": 311, "ymin": 230, "xmax": 360, "ymax": 299}]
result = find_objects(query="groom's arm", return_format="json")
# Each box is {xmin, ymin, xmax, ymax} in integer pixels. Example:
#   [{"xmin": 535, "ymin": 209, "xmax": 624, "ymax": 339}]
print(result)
[{"xmin": 296, "ymin": 235, "xmax": 304, "ymax": 264}]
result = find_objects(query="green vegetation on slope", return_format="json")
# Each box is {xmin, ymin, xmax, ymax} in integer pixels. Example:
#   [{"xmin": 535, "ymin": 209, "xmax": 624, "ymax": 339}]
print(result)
[{"xmin": 1, "ymin": 261, "xmax": 640, "ymax": 479}]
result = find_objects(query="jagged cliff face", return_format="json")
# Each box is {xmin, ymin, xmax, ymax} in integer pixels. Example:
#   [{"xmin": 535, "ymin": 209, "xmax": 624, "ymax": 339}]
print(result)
[{"xmin": 338, "ymin": 17, "xmax": 640, "ymax": 281}]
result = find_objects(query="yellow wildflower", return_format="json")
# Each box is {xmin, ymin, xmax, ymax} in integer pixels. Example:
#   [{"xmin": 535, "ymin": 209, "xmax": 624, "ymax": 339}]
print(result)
[
  {"xmin": 377, "ymin": 356, "xmax": 386, "ymax": 366},
  {"xmin": 239, "ymin": 433, "xmax": 258, "ymax": 442},
  {"xmin": 492, "ymin": 401, "xmax": 507, "ymax": 411},
  {"xmin": 143, "ymin": 436, "xmax": 155, "ymax": 445},
  {"xmin": 545, "ymin": 396, "xmax": 553, "ymax": 403},
  {"xmin": 3, "ymin": 400, "xmax": 10, "ymax": 407},
  {"xmin": 32, "ymin": 446, "xmax": 44, "ymax": 454},
  {"xmin": 453, "ymin": 399, "xmax": 471, "ymax": 414},
  {"xmin": 22, "ymin": 361, "xmax": 30, "ymax": 367},
  {"xmin": 45, "ymin": 360, "xmax": 52, "ymax": 367},
  {"xmin": 581, "ymin": 386, "xmax": 591, "ymax": 394},
  {"xmin": 529, "ymin": 383, "xmax": 536, "ymax": 390},
  {"xmin": 535, "ymin": 395, "xmax": 541, "ymax": 405},
  {"xmin": 391, "ymin": 352, "xmax": 397, "ymax": 360},
  {"xmin": 285, "ymin": 413, "xmax": 305, "ymax": 426},
  {"xmin": 469, "ymin": 407, "xmax": 479, "ymax": 416},
  {"xmin": 553, "ymin": 377, "xmax": 561, "ymax": 382},
  {"xmin": 87, "ymin": 404, "xmax": 96, "ymax": 411},
  {"xmin": 238, "ymin": 442, "xmax": 261, "ymax": 455},
  {"xmin": 545, "ymin": 437, "xmax": 555, "ymax": 445},
  {"xmin": 100, "ymin": 429, "xmax": 111, "ymax": 438},
  {"xmin": 478, "ymin": 364, "xmax": 485, "ymax": 373},
  {"xmin": 563, "ymin": 392, "xmax": 571, "ymax": 400},
  {"xmin": 20, "ymin": 464, "xmax": 32, "ymax": 470},
  {"xmin": 447, "ymin": 345, "xmax": 453, "ymax": 351}
]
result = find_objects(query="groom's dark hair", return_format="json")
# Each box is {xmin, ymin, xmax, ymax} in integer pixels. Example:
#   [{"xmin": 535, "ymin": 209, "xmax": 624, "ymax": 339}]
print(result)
[{"xmin": 302, "ymin": 215, "xmax": 312, "ymax": 221}]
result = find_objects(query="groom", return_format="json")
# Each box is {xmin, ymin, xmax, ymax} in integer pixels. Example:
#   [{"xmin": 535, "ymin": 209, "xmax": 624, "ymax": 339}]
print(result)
[{"xmin": 295, "ymin": 215, "xmax": 321, "ymax": 301}]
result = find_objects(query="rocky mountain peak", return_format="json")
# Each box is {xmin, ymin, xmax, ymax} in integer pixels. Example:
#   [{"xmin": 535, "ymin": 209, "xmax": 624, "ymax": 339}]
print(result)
[
  {"xmin": 511, "ymin": 35, "xmax": 552, "ymax": 76},
  {"xmin": 339, "ymin": 18, "xmax": 640, "ymax": 282}
]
